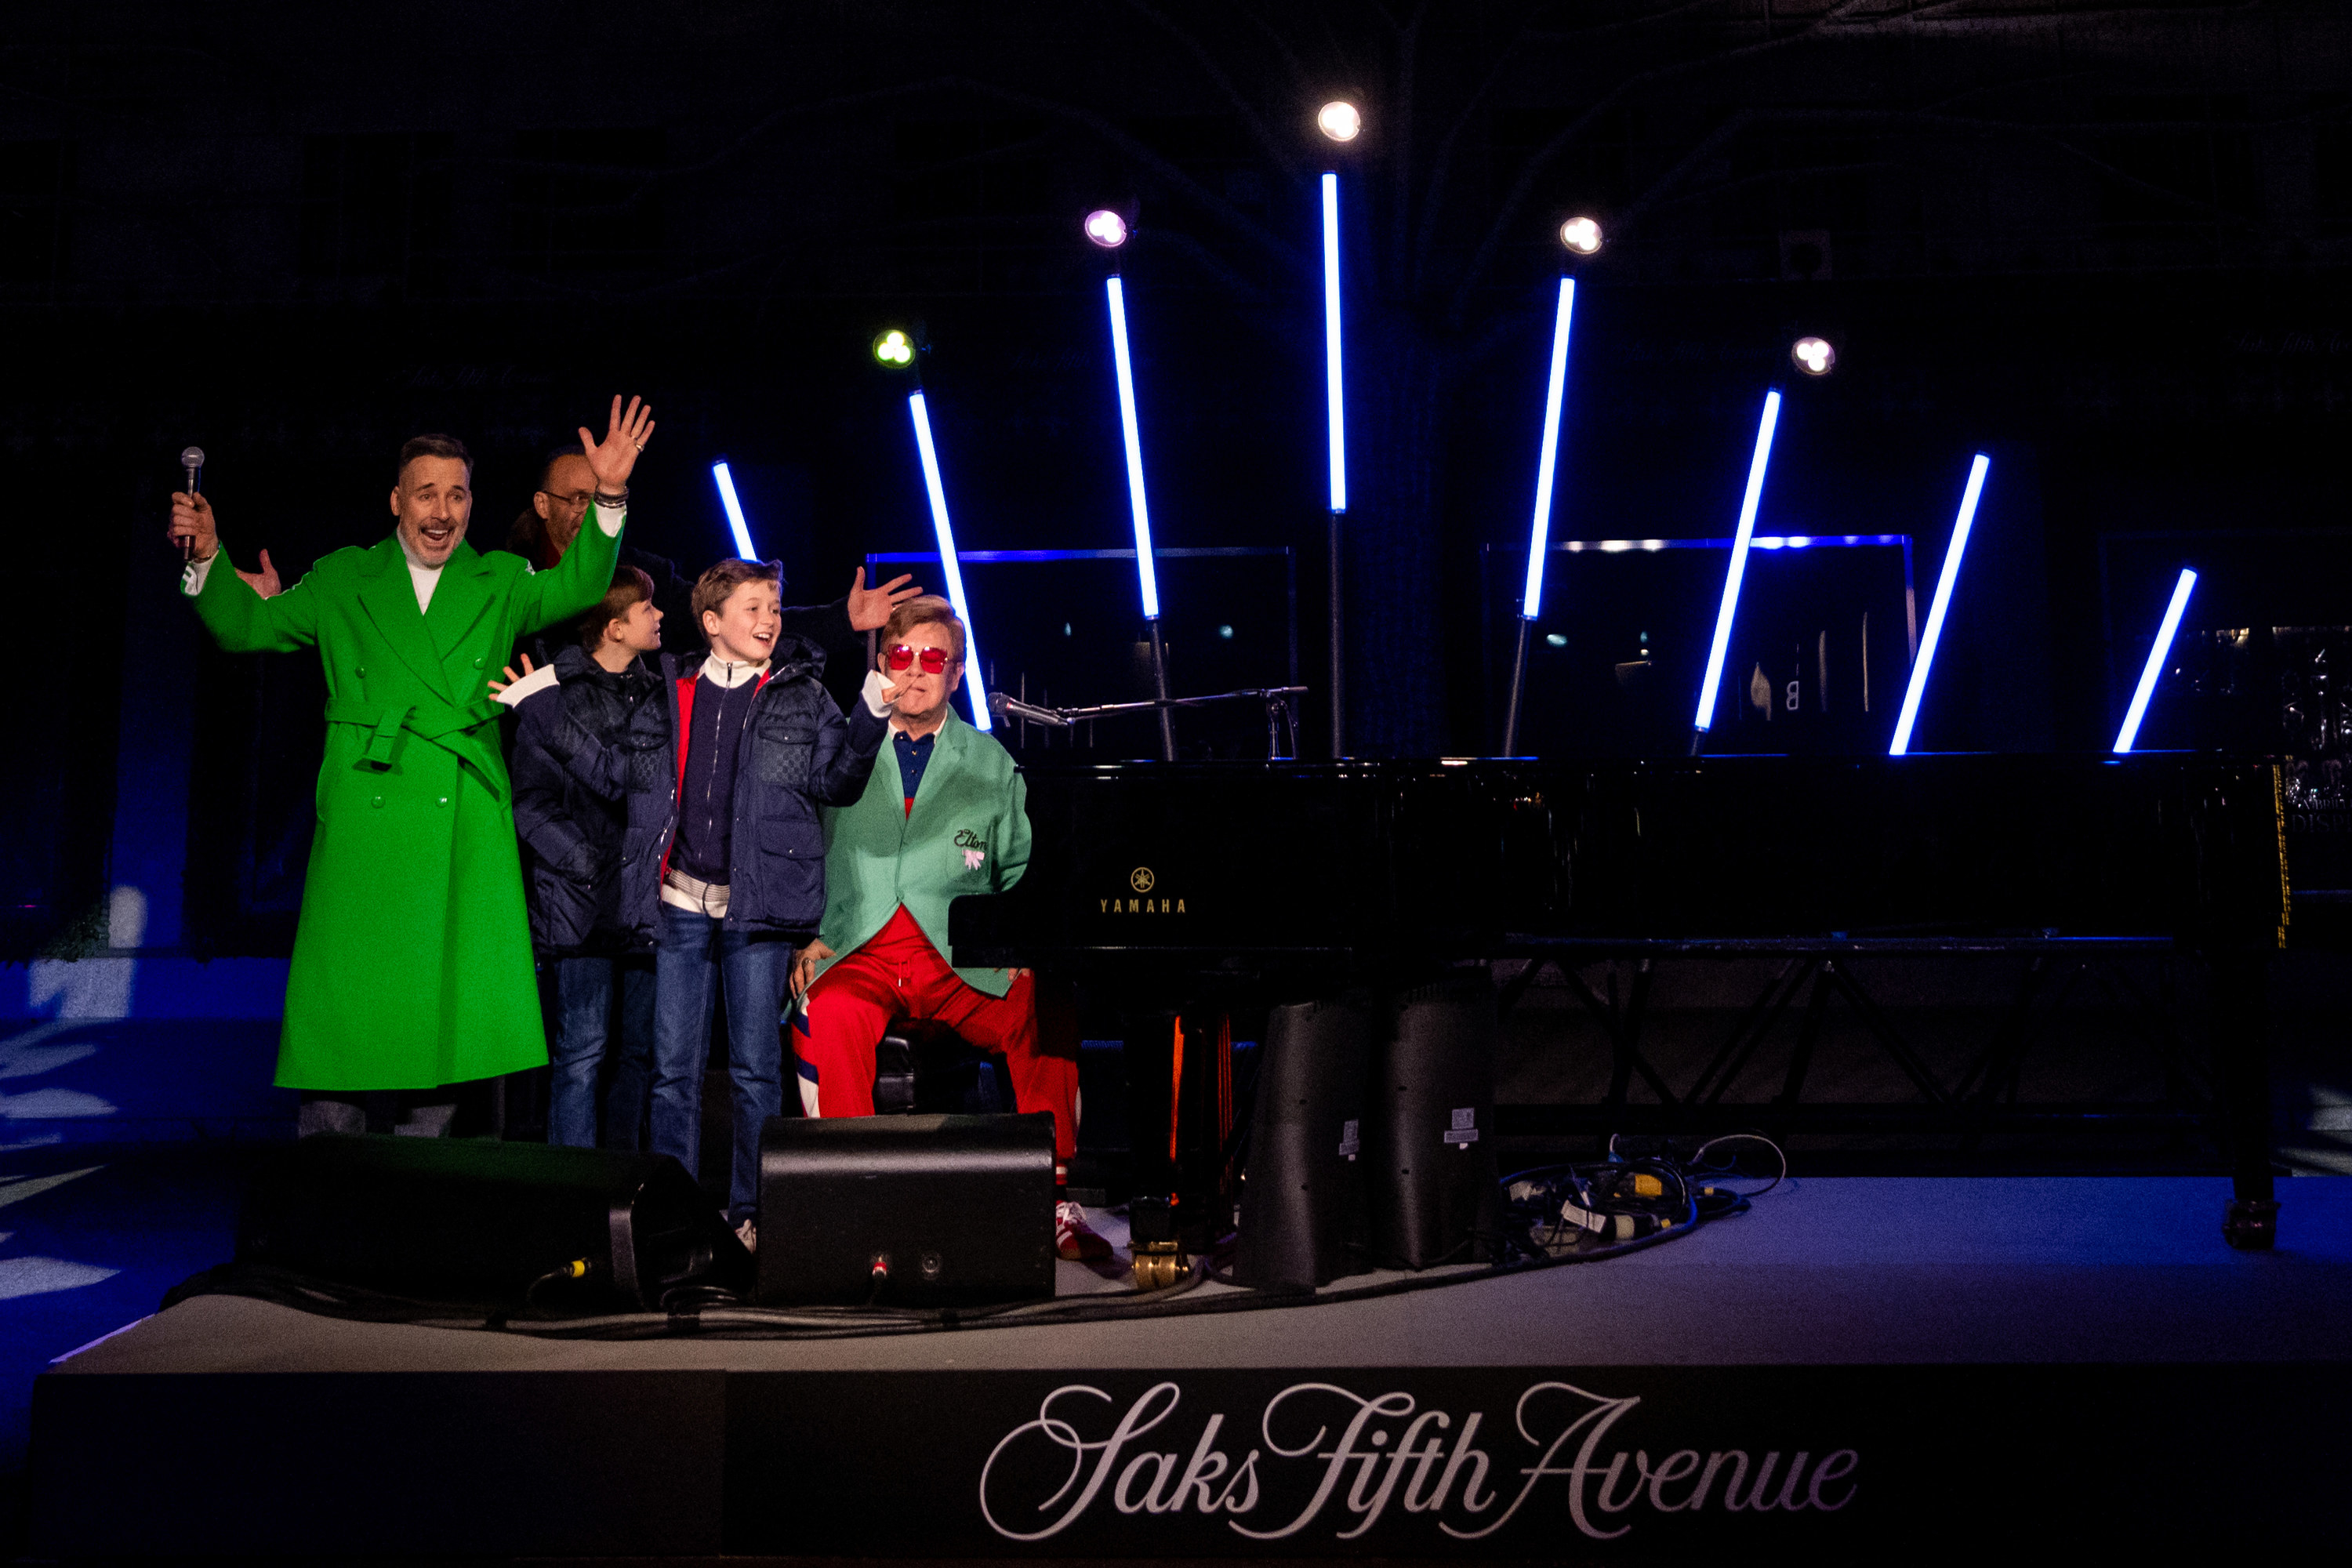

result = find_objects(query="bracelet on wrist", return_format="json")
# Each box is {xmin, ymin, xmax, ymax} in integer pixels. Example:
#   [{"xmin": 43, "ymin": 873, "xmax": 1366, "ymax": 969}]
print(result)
[{"xmin": 593, "ymin": 488, "xmax": 630, "ymax": 510}]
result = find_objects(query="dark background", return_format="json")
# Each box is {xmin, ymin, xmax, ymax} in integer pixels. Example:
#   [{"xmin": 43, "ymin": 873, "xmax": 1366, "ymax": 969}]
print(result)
[{"xmin": 6, "ymin": 0, "xmax": 2350, "ymax": 959}]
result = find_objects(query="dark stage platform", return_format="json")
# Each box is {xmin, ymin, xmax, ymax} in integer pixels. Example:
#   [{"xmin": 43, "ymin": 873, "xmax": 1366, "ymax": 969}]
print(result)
[{"xmin": 27, "ymin": 1174, "xmax": 2352, "ymax": 1559}]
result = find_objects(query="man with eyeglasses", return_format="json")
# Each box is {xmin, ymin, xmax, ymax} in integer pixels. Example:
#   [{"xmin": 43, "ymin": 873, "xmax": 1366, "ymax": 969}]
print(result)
[{"xmin": 789, "ymin": 596, "xmax": 1108, "ymax": 1262}]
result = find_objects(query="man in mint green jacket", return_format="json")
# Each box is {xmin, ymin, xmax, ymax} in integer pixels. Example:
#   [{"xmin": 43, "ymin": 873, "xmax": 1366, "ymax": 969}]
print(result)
[{"xmin": 789, "ymin": 597, "xmax": 1105, "ymax": 1260}]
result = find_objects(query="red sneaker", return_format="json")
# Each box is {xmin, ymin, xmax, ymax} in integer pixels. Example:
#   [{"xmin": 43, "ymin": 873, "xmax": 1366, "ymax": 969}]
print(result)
[{"xmin": 1056, "ymin": 1200, "xmax": 1112, "ymax": 1261}]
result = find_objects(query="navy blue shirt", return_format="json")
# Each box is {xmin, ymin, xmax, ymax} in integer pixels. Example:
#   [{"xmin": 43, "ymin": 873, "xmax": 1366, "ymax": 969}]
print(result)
[
  {"xmin": 673, "ymin": 672, "xmax": 761, "ymax": 883},
  {"xmin": 893, "ymin": 730, "xmax": 936, "ymax": 804}
]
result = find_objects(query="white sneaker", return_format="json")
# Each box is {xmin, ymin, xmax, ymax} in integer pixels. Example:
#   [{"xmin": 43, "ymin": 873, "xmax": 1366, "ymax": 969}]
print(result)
[{"xmin": 1056, "ymin": 1200, "xmax": 1111, "ymax": 1261}]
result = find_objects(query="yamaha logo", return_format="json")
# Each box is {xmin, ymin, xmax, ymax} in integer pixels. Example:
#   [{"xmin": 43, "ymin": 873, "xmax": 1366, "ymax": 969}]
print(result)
[{"xmin": 1104, "ymin": 866, "xmax": 1183, "ymax": 916}]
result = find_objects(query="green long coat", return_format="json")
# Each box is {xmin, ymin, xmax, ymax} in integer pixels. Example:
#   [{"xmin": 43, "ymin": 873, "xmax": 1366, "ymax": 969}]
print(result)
[{"xmin": 189, "ymin": 520, "xmax": 621, "ymax": 1090}]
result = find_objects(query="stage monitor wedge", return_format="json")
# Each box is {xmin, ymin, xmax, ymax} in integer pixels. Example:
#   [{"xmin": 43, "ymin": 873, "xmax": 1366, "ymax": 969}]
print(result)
[{"xmin": 757, "ymin": 1112, "xmax": 1056, "ymax": 1307}]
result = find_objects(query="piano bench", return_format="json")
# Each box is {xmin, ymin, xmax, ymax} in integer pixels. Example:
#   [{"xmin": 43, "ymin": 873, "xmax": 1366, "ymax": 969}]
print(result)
[{"xmin": 872, "ymin": 1018, "xmax": 1014, "ymax": 1117}]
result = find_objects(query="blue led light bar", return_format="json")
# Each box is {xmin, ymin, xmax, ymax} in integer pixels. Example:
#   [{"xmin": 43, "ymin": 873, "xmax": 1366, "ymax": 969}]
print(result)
[
  {"xmin": 1692, "ymin": 389, "xmax": 1784, "ymax": 732},
  {"xmin": 1322, "ymin": 171, "xmax": 1347, "ymax": 514},
  {"xmin": 2114, "ymin": 568, "xmax": 2198, "ymax": 753},
  {"xmin": 1889, "ymin": 453, "xmax": 1991, "ymax": 757},
  {"xmin": 905, "ymin": 390, "xmax": 991, "ymax": 732},
  {"xmin": 1544, "ymin": 534, "xmax": 1907, "ymax": 553},
  {"xmin": 1104, "ymin": 275, "xmax": 1162, "ymax": 620},
  {"xmin": 711, "ymin": 461, "xmax": 756, "ymax": 559},
  {"xmin": 1519, "ymin": 277, "xmax": 1579, "ymax": 619}
]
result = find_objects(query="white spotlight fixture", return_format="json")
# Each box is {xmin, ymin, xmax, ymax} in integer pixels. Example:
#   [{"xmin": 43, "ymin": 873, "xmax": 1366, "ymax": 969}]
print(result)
[
  {"xmin": 1792, "ymin": 336, "xmax": 1836, "ymax": 376},
  {"xmin": 1083, "ymin": 209, "xmax": 1129, "ymax": 249},
  {"xmin": 1317, "ymin": 101, "xmax": 1362, "ymax": 142},
  {"xmin": 1104, "ymin": 274, "xmax": 1177, "ymax": 758},
  {"xmin": 2113, "ymin": 568, "xmax": 2198, "ymax": 754},
  {"xmin": 710, "ymin": 460, "xmax": 757, "ymax": 560},
  {"xmin": 1502, "ymin": 277, "xmax": 1580, "ymax": 755},
  {"xmin": 903, "ymin": 392, "xmax": 992, "ymax": 733},
  {"xmin": 1560, "ymin": 216, "xmax": 1602, "ymax": 255},
  {"xmin": 1691, "ymin": 389, "xmax": 1784, "ymax": 744},
  {"xmin": 1889, "ymin": 453, "xmax": 1992, "ymax": 757}
]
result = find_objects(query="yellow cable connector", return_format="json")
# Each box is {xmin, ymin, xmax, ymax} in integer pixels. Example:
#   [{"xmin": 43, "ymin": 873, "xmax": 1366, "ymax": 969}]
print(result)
[
  {"xmin": 1630, "ymin": 1173, "xmax": 1664, "ymax": 1198},
  {"xmin": 561, "ymin": 1258, "xmax": 590, "ymax": 1280}
]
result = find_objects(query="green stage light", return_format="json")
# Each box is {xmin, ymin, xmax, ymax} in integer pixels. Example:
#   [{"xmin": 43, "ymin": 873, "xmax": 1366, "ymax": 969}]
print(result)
[{"xmin": 873, "ymin": 328, "xmax": 916, "ymax": 368}]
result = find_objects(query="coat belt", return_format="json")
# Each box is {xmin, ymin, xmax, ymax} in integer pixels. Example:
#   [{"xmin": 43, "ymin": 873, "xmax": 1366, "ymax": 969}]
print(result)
[{"xmin": 323, "ymin": 695, "xmax": 506, "ymax": 794}]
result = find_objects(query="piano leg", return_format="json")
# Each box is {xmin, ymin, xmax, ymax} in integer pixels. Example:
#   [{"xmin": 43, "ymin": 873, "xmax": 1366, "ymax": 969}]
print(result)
[
  {"xmin": 2212, "ymin": 953, "xmax": 2279, "ymax": 1250},
  {"xmin": 1123, "ymin": 1011, "xmax": 1185, "ymax": 1287},
  {"xmin": 1121, "ymin": 1009, "xmax": 1235, "ymax": 1287}
]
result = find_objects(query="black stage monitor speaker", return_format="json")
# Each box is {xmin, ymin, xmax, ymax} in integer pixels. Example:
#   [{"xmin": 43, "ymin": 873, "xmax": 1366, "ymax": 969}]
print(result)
[
  {"xmin": 1233, "ymin": 996, "xmax": 1372, "ymax": 1292},
  {"xmin": 1367, "ymin": 976, "xmax": 1500, "ymax": 1269},
  {"xmin": 238, "ymin": 1134, "xmax": 750, "ymax": 1311},
  {"xmin": 757, "ymin": 1111, "xmax": 1056, "ymax": 1308}
]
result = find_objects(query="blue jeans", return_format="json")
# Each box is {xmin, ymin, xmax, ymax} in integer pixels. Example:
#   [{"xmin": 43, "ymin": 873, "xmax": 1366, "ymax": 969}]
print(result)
[
  {"xmin": 546, "ymin": 952, "xmax": 655, "ymax": 1151},
  {"xmin": 651, "ymin": 902, "xmax": 791, "ymax": 1221}
]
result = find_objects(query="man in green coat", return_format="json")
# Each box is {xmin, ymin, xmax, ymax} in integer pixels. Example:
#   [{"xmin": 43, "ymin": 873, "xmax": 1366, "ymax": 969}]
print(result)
[{"xmin": 167, "ymin": 397, "xmax": 653, "ymax": 1134}]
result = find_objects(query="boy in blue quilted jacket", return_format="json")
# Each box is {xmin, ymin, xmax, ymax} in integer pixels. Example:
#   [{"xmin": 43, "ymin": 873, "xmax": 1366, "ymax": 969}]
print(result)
[{"xmin": 539, "ymin": 557, "xmax": 902, "ymax": 1240}]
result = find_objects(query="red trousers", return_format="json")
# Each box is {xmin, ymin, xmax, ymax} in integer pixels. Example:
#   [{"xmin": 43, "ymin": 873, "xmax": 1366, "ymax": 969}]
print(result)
[{"xmin": 795, "ymin": 906, "xmax": 1079, "ymax": 1165}]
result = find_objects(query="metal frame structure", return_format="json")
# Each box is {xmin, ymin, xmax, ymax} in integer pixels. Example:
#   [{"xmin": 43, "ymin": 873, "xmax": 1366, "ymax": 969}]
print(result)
[{"xmin": 1491, "ymin": 941, "xmax": 2248, "ymax": 1163}]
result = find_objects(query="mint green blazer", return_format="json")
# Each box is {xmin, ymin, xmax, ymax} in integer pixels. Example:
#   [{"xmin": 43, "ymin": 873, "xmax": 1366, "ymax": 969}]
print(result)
[{"xmin": 814, "ymin": 710, "xmax": 1030, "ymax": 996}]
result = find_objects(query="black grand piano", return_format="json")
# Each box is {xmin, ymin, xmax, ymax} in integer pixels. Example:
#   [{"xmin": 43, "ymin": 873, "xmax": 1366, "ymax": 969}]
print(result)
[{"xmin": 952, "ymin": 753, "xmax": 2289, "ymax": 1255}]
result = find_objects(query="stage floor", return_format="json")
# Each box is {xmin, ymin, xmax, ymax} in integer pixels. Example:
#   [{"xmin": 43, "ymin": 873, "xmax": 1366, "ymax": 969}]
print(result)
[
  {"xmin": 28, "ymin": 1175, "xmax": 2352, "ymax": 1559},
  {"xmin": 42, "ymin": 1174, "xmax": 2352, "ymax": 1373}
]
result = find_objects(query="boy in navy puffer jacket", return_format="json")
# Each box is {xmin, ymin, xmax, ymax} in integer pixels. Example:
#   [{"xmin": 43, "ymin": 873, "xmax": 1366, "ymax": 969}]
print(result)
[
  {"xmin": 505, "ymin": 567, "xmax": 665, "ymax": 1152},
  {"xmin": 544, "ymin": 558, "xmax": 898, "ymax": 1240}
]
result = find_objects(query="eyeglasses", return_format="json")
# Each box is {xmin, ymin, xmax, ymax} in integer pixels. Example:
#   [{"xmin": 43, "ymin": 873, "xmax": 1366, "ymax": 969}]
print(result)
[
  {"xmin": 538, "ymin": 489, "xmax": 595, "ymax": 511},
  {"xmin": 884, "ymin": 644, "xmax": 952, "ymax": 673}
]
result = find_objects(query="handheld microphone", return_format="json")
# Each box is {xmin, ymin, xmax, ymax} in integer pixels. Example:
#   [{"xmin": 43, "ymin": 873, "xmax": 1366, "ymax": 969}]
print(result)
[{"xmin": 178, "ymin": 446, "xmax": 206, "ymax": 561}]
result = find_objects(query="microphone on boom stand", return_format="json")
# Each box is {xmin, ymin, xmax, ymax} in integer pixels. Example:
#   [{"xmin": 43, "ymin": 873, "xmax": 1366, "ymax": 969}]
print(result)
[{"xmin": 177, "ymin": 445, "xmax": 206, "ymax": 561}]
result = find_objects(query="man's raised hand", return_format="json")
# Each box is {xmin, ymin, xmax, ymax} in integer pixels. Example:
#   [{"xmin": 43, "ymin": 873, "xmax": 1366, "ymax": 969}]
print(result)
[
  {"xmin": 168, "ymin": 492, "xmax": 218, "ymax": 562},
  {"xmin": 580, "ymin": 394, "xmax": 655, "ymax": 495},
  {"xmin": 234, "ymin": 549, "xmax": 281, "ymax": 599},
  {"xmin": 846, "ymin": 567, "xmax": 923, "ymax": 632}
]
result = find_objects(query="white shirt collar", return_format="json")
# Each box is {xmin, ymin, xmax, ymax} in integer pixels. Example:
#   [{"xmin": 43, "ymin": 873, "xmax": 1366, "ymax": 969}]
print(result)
[
  {"xmin": 699, "ymin": 652, "xmax": 769, "ymax": 688},
  {"xmin": 395, "ymin": 530, "xmax": 446, "ymax": 575}
]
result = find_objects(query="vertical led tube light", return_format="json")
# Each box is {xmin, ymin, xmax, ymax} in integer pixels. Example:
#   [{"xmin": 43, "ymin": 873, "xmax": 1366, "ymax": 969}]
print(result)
[
  {"xmin": 1692, "ymin": 389, "xmax": 1784, "ymax": 738},
  {"xmin": 1105, "ymin": 274, "xmax": 1178, "ymax": 758},
  {"xmin": 1889, "ymin": 453, "xmax": 1992, "ymax": 757},
  {"xmin": 905, "ymin": 390, "xmax": 991, "ymax": 732},
  {"xmin": 1519, "ymin": 277, "xmax": 1579, "ymax": 619},
  {"xmin": 1322, "ymin": 170, "xmax": 1348, "ymax": 755},
  {"xmin": 1103, "ymin": 275, "xmax": 1162, "ymax": 618},
  {"xmin": 1322, "ymin": 172, "xmax": 1347, "ymax": 514},
  {"xmin": 2113, "ymin": 568, "xmax": 2198, "ymax": 753},
  {"xmin": 711, "ymin": 461, "xmax": 757, "ymax": 560}
]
